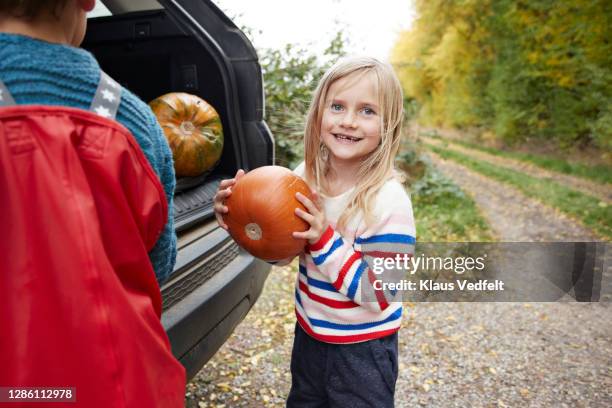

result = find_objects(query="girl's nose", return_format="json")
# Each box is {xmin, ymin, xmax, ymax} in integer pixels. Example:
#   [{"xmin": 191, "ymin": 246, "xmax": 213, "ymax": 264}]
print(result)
[{"xmin": 340, "ymin": 110, "xmax": 357, "ymax": 128}]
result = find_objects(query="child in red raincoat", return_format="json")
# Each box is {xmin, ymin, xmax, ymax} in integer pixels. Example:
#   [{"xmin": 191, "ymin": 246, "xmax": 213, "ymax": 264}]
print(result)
[{"xmin": 0, "ymin": 1, "xmax": 185, "ymax": 406}]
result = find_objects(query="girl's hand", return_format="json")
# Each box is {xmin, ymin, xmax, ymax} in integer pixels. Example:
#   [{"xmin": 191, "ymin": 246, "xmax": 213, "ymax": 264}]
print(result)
[
  {"xmin": 293, "ymin": 191, "xmax": 329, "ymax": 245},
  {"xmin": 214, "ymin": 169, "xmax": 245, "ymax": 230}
]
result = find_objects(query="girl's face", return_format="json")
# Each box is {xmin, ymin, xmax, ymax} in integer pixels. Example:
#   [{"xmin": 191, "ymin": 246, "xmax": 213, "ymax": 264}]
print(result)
[{"xmin": 320, "ymin": 72, "xmax": 382, "ymax": 167}]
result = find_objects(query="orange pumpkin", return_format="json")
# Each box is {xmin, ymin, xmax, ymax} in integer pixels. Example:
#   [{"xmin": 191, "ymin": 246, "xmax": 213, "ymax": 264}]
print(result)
[
  {"xmin": 223, "ymin": 166, "xmax": 312, "ymax": 261},
  {"xmin": 149, "ymin": 92, "xmax": 223, "ymax": 177}
]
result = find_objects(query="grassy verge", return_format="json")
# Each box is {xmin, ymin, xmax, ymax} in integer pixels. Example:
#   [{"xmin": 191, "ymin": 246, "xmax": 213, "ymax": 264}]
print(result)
[
  {"xmin": 433, "ymin": 136, "xmax": 612, "ymax": 185},
  {"xmin": 397, "ymin": 150, "xmax": 494, "ymax": 242},
  {"xmin": 412, "ymin": 191, "xmax": 494, "ymax": 242},
  {"xmin": 425, "ymin": 143, "xmax": 612, "ymax": 240}
]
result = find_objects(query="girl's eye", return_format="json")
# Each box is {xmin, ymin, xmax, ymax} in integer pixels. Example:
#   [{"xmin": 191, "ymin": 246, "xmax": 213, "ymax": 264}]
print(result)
[
  {"xmin": 362, "ymin": 107, "xmax": 376, "ymax": 115},
  {"xmin": 331, "ymin": 103, "xmax": 343, "ymax": 111}
]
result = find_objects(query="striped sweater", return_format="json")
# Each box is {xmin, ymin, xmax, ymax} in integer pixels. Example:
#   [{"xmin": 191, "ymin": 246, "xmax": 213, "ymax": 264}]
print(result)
[{"xmin": 293, "ymin": 163, "xmax": 416, "ymax": 344}]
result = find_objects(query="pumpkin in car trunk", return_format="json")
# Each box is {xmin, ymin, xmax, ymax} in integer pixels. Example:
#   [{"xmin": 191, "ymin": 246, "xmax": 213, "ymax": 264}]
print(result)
[
  {"xmin": 149, "ymin": 92, "xmax": 223, "ymax": 177},
  {"xmin": 223, "ymin": 166, "xmax": 312, "ymax": 261}
]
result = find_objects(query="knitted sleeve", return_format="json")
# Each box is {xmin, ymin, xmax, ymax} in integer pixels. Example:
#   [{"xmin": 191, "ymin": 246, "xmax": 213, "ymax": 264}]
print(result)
[
  {"xmin": 143, "ymin": 108, "xmax": 177, "ymax": 284},
  {"xmin": 307, "ymin": 181, "xmax": 416, "ymax": 312}
]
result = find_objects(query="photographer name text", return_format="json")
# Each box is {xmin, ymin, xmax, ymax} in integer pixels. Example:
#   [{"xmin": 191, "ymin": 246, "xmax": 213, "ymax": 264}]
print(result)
[{"xmin": 373, "ymin": 279, "xmax": 505, "ymax": 292}]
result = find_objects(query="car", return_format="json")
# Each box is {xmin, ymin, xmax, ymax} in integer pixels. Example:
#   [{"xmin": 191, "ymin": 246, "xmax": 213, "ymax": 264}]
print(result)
[{"xmin": 84, "ymin": 0, "xmax": 274, "ymax": 380}]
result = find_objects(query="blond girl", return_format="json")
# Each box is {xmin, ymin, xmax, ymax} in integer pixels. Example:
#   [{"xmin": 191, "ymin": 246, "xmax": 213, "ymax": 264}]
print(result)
[{"xmin": 215, "ymin": 56, "xmax": 415, "ymax": 407}]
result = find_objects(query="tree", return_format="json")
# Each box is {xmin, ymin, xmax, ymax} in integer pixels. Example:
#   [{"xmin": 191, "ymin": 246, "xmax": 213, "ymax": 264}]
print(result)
[
  {"xmin": 392, "ymin": 0, "xmax": 612, "ymax": 150},
  {"xmin": 259, "ymin": 32, "xmax": 348, "ymax": 168}
]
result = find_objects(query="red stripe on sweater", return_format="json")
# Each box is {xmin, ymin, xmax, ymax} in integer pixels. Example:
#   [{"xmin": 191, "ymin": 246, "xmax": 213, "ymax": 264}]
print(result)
[
  {"xmin": 298, "ymin": 281, "xmax": 359, "ymax": 309},
  {"xmin": 368, "ymin": 268, "xmax": 389, "ymax": 310},
  {"xmin": 333, "ymin": 251, "xmax": 362, "ymax": 291},
  {"xmin": 295, "ymin": 311, "xmax": 399, "ymax": 344},
  {"xmin": 363, "ymin": 251, "xmax": 413, "ymax": 259},
  {"xmin": 307, "ymin": 225, "xmax": 334, "ymax": 252}
]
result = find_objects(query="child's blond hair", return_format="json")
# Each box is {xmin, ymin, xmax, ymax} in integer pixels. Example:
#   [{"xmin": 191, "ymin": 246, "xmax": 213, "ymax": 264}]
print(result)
[{"xmin": 303, "ymin": 56, "xmax": 404, "ymax": 231}]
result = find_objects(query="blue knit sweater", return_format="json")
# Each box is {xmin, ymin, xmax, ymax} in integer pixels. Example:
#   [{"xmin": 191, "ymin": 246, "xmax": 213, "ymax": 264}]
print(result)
[{"xmin": 0, "ymin": 33, "xmax": 177, "ymax": 284}]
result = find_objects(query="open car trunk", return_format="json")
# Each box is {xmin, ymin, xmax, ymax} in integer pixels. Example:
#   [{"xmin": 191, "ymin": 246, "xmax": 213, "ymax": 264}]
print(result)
[
  {"xmin": 84, "ymin": 1, "xmax": 273, "ymax": 231},
  {"xmin": 83, "ymin": 0, "xmax": 273, "ymax": 379}
]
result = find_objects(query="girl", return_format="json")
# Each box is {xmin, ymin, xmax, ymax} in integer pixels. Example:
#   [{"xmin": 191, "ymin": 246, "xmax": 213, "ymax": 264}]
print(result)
[{"xmin": 215, "ymin": 56, "xmax": 415, "ymax": 407}]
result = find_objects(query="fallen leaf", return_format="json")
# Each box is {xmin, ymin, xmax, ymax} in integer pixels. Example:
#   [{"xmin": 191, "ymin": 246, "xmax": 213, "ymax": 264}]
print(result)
[{"xmin": 216, "ymin": 382, "xmax": 231, "ymax": 392}]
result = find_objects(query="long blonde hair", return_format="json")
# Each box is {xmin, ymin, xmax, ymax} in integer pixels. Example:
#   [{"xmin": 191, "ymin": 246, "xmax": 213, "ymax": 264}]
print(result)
[{"xmin": 303, "ymin": 56, "xmax": 404, "ymax": 231}]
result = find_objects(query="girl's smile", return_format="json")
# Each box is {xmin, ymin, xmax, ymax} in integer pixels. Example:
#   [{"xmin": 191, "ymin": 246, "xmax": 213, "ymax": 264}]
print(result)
[{"xmin": 332, "ymin": 133, "xmax": 363, "ymax": 143}]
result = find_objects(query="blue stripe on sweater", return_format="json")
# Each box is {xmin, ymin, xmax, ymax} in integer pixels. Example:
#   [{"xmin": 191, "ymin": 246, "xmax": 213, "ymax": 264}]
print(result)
[
  {"xmin": 309, "ymin": 306, "xmax": 402, "ymax": 330},
  {"xmin": 299, "ymin": 264, "xmax": 307, "ymax": 276},
  {"xmin": 347, "ymin": 261, "xmax": 367, "ymax": 299},
  {"xmin": 308, "ymin": 278, "xmax": 336, "ymax": 292},
  {"xmin": 300, "ymin": 264, "xmax": 338, "ymax": 293},
  {"xmin": 312, "ymin": 237, "xmax": 343, "ymax": 265},
  {"xmin": 355, "ymin": 233, "xmax": 416, "ymax": 245}
]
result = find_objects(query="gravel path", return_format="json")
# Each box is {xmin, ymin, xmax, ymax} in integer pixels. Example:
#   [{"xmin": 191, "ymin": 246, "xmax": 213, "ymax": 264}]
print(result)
[
  {"xmin": 186, "ymin": 152, "xmax": 611, "ymax": 408},
  {"xmin": 397, "ymin": 152, "xmax": 611, "ymax": 407},
  {"xmin": 423, "ymin": 137, "xmax": 612, "ymax": 204},
  {"xmin": 426, "ymin": 152, "xmax": 600, "ymax": 242},
  {"xmin": 397, "ymin": 302, "xmax": 612, "ymax": 407}
]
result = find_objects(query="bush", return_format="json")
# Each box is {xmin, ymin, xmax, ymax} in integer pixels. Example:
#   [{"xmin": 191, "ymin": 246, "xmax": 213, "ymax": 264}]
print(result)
[
  {"xmin": 396, "ymin": 147, "xmax": 465, "ymax": 202},
  {"xmin": 259, "ymin": 32, "xmax": 348, "ymax": 169}
]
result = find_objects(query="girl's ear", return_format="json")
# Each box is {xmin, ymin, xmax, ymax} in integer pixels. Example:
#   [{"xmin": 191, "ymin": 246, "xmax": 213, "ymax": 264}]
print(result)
[{"xmin": 79, "ymin": 0, "xmax": 96, "ymax": 12}]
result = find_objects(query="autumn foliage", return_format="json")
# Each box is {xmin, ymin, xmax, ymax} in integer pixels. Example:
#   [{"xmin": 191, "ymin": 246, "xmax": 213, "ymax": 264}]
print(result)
[{"xmin": 392, "ymin": 0, "xmax": 612, "ymax": 150}]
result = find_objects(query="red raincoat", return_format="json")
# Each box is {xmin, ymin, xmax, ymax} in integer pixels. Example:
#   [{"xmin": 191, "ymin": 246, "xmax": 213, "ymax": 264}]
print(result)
[{"xmin": 0, "ymin": 105, "xmax": 186, "ymax": 407}]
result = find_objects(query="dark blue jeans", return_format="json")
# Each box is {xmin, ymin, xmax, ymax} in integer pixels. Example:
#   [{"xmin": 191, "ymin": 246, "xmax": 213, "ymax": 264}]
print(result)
[{"xmin": 287, "ymin": 323, "xmax": 398, "ymax": 408}]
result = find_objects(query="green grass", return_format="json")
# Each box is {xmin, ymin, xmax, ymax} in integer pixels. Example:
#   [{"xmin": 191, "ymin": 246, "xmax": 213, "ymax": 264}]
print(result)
[
  {"xmin": 397, "ymin": 146, "xmax": 494, "ymax": 242},
  {"xmin": 426, "ymin": 144, "xmax": 612, "ymax": 240},
  {"xmin": 412, "ymin": 193, "xmax": 495, "ymax": 242},
  {"xmin": 441, "ymin": 138, "xmax": 612, "ymax": 185},
  {"xmin": 402, "ymin": 162, "xmax": 494, "ymax": 242}
]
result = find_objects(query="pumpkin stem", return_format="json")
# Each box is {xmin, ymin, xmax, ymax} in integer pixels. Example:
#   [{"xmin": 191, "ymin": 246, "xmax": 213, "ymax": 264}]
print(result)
[{"xmin": 179, "ymin": 121, "xmax": 196, "ymax": 135}]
